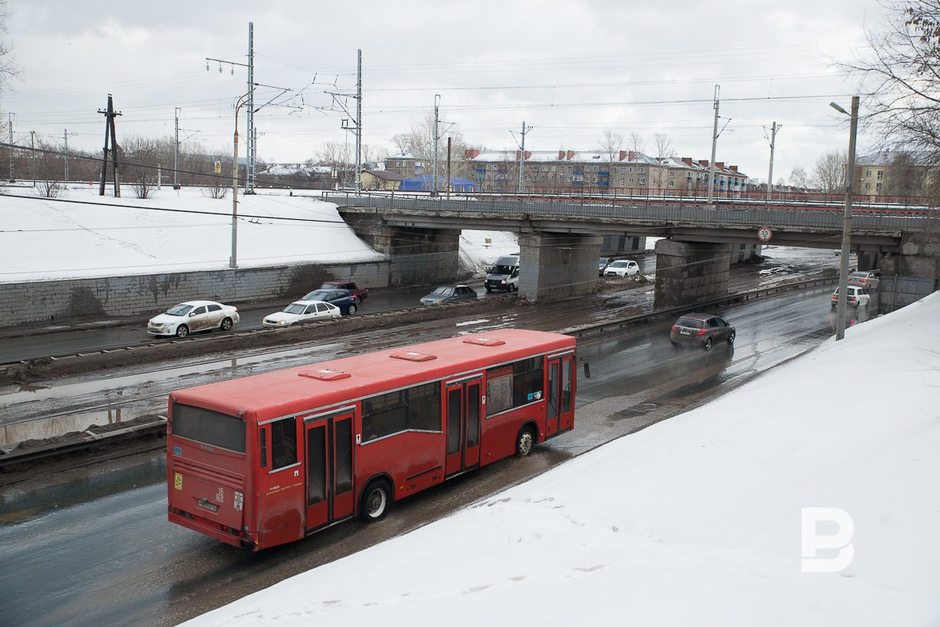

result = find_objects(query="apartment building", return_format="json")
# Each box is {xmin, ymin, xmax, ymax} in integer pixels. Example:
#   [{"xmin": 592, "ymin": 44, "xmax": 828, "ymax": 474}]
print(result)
[{"xmin": 463, "ymin": 149, "xmax": 747, "ymax": 196}]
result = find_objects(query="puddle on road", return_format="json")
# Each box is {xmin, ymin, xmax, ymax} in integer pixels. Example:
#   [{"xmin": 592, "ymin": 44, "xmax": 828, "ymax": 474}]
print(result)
[{"xmin": 0, "ymin": 342, "xmax": 347, "ymax": 405}]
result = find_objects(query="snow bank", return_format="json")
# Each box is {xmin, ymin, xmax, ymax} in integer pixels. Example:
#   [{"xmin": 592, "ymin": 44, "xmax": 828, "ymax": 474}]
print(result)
[
  {"xmin": 187, "ymin": 295, "xmax": 940, "ymax": 625},
  {"xmin": 0, "ymin": 186, "xmax": 384, "ymax": 282}
]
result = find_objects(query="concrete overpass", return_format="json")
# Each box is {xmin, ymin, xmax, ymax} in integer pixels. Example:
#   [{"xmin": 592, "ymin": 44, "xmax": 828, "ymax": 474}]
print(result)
[{"xmin": 324, "ymin": 193, "xmax": 940, "ymax": 311}]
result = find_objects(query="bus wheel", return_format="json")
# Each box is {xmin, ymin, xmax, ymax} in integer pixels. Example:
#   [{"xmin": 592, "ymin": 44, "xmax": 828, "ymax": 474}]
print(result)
[
  {"xmin": 515, "ymin": 426, "xmax": 535, "ymax": 457},
  {"xmin": 360, "ymin": 479, "xmax": 392, "ymax": 523}
]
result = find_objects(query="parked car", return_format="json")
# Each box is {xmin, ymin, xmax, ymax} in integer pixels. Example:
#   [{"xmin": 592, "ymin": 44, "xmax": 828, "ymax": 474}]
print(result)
[
  {"xmin": 420, "ymin": 284, "xmax": 478, "ymax": 305},
  {"xmin": 604, "ymin": 259, "xmax": 640, "ymax": 278},
  {"xmin": 147, "ymin": 300, "xmax": 239, "ymax": 338},
  {"xmin": 670, "ymin": 313, "xmax": 735, "ymax": 350},
  {"xmin": 300, "ymin": 288, "xmax": 360, "ymax": 315},
  {"xmin": 262, "ymin": 300, "xmax": 341, "ymax": 328},
  {"xmin": 320, "ymin": 280, "xmax": 369, "ymax": 301},
  {"xmin": 598, "ymin": 257, "xmax": 612, "ymax": 276},
  {"xmin": 831, "ymin": 285, "xmax": 871, "ymax": 308},
  {"xmin": 847, "ymin": 271, "xmax": 879, "ymax": 290}
]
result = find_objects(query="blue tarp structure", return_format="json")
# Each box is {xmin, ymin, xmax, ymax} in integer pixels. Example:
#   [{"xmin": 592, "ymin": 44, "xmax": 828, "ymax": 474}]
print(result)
[{"xmin": 399, "ymin": 175, "xmax": 477, "ymax": 192}]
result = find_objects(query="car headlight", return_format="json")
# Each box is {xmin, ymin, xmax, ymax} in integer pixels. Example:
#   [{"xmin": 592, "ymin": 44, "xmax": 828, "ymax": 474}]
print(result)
[{"xmin": 279, "ymin": 320, "xmax": 289, "ymax": 325}]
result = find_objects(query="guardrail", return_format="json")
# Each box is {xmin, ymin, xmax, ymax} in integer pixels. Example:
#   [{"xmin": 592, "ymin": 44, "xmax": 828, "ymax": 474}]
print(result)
[
  {"xmin": 324, "ymin": 193, "xmax": 935, "ymax": 232},
  {"xmin": 0, "ymin": 274, "xmax": 838, "ymax": 469},
  {"xmin": 561, "ymin": 275, "xmax": 839, "ymax": 338}
]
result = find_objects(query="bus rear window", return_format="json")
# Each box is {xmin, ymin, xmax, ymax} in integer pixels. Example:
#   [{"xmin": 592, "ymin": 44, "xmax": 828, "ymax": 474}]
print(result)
[{"xmin": 172, "ymin": 403, "xmax": 246, "ymax": 453}]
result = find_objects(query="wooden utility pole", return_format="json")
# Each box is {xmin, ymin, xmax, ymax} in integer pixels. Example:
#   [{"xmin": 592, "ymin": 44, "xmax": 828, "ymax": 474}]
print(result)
[{"xmin": 98, "ymin": 94, "xmax": 122, "ymax": 197}]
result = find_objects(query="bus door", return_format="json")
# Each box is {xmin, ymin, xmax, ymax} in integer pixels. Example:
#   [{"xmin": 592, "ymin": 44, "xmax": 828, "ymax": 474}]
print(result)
[
  {"xmin": 303, "ymin": 409, "xmax": 355, "ymax": 532},
  {"xmin": 444, "ymin": 376, "xmax": 483, "ymax": 477},
  {"xmin": 546, "ymin": 353, "xmax": 576, "ymax": 436}
]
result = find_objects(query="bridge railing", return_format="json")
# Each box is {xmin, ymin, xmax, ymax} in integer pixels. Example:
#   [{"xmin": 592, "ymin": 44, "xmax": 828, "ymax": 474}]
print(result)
[{"xmin": 323, "ymin": 192, "xmax": 938, "ymax": 232}]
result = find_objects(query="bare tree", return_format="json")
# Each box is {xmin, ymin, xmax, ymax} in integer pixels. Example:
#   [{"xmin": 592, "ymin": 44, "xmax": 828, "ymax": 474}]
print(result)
[
  {"xmin": 598, "ymin": 130, "xmax": 624, "ymax": 163},
  {"xmin": 813, "ymin": 151, "xmax": 847, "ymax": 193},
  {"xmin": 629, "ymin": 132, "xmax": 645, "ymax": 155},
  {"xmin": 122, "ymin": 136, "xmax": 160, "ymax": 199},
  {"xmin": 389, "ymin": 111, "xmax": 471, "ymax": 180},
  {"xmin": 885, "ymin": 151, "xmax": 927, "ymax": 195},
  {"xmin": 653, "ymin": 133, "xmax": 675, "ymax": 159},
  {"xmin": 361, "ymin": 143, "xmax": 389, "ymax": 168},
  {"xmin": 843, "ymin": 0, "xmax": 940, "ymax": 162},
  {"xmin": 34, "ymin": 137, "xmax": 63, "ymax": 198},
  {"xmin": 201, "ymin": 154, "xmax": 228, "ymax": 199},
  {"xmin": 789, "ymin": 166, "xmax": 809, "ymax": 190},
  {"xmin": 317, "ymin": 141, "xmax": 354, "ymax": 187},
  {"xmin": 0, "ymin": 1, "xmax": 19, "ymax": 95}
]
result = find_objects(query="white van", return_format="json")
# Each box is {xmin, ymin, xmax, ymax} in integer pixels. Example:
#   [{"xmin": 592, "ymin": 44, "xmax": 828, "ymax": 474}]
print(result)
[{"xmin": 484, "ymin": 254, "xmax": 520, "ymax": 292}]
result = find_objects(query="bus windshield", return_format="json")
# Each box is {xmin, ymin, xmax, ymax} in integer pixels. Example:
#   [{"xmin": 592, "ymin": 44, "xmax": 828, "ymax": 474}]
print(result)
[{"xmin": 172, "ymin": 403, "xmax": 246, "ymax": 452}]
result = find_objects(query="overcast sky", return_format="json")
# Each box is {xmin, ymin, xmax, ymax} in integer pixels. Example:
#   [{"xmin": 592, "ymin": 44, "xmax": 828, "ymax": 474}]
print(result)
[{"xmin": 3, "ymin": 0, "xmax": 889, "ymax": 183}]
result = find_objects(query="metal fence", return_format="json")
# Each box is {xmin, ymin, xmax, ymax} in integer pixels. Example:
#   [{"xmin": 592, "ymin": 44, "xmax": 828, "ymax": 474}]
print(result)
[{"xmin": 323, "ymin": 192, "xmax": 937, "ymax": 233}]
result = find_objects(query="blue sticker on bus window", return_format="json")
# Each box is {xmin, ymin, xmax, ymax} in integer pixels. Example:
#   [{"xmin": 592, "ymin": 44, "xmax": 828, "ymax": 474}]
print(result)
[
  {"xmin": 527, "ymin": 392, "xmax": 535, "ymax": 401},
  {"xmin": 173, "ymin": 446, "xmax": 182, "ymax": 456}
]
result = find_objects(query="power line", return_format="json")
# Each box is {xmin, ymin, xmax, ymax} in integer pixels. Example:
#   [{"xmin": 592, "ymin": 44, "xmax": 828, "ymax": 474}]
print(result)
[{"xmin": 0, "ymin": 192, "xmax": 347, "ymax": 225}]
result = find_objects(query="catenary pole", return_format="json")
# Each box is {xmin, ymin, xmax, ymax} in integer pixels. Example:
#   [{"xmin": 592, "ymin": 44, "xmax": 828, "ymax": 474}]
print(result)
[
  {"xmin": 355, "ymin": 48, "xmax": 362, "ymax": 193},
  {"xmin": 707, "ymin": 85, "xmax": 719, "ymax": 203},
  {"xmin": 173, "ymin": 107, "xmax": 180, "ymax": 190}
]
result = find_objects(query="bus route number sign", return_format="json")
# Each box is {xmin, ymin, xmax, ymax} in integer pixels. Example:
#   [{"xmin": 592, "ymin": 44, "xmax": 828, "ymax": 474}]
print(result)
[{"xmin": 758, "ymin": 226, "xmax": 773, "ymax": 243}]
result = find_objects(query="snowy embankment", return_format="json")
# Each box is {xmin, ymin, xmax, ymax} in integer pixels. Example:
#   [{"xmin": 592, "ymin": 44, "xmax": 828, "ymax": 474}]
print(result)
[
  {"xmin": 189, "ymin": 293, "xmax": 940, "ymax": 626},
  {"xmin": 0, "ymin": 186, "xmax": 384, "ymax": 282}
]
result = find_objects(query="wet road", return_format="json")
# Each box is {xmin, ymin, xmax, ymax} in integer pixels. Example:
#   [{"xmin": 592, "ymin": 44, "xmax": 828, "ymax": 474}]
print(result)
[{"xmin": 0, "ymin": 284, "xmax": 875, "ymax": 626}]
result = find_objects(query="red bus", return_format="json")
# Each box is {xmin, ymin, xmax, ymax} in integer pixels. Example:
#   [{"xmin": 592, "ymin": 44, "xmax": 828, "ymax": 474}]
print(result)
[{"xmin": 166, "ymin": 329, "xmax": 576, "ymax": 550}]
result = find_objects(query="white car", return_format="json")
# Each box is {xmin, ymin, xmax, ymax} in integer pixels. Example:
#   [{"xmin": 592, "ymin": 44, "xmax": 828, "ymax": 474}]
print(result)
[
  {"xmin": 262, "ymin": 300, "xmax": 341, "ymax": 328},
  {"xmin": 830, "ymin": 285, "xmax": 871, "ymax": 309},
  {"xmin": 604, "ymin": 260, "xmax": 640, "ymax": 278},
  {"xmin": 148, "ymin": 300, "xmax": 240, "ymax": 338}
]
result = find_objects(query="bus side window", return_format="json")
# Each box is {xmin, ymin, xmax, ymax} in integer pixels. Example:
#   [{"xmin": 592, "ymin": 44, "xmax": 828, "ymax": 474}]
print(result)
[{"xmin": 271, "ymin": 418, "xmax": 297, "ymax": 470}]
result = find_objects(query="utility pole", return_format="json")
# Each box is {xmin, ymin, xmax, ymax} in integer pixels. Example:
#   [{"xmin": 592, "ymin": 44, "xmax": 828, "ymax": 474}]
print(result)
[
  {"xmin": 173, "ymin": 107, "xmax": 181, "ymax": 190},
  {"xmin": 708, "ymin": 85, "xmax": 719, "ymax": 203},
  {"xmin": 446, "ymin": 136, "xmax": 452, "ymax": 199},
  {"xmin": 98, "ymin": 93, "xmax": 123, "ymax": 197},
  {"xmin": 831, "ymin": 96, "xmax": 860, "ymax": 341},
  {"xmin": 246, "ymin": 21, "xmax": 255, "ymax": 194},
  {"xmin": 29, "ymin": 130, "xmax": 35, "ymax": 186},
  {"xmin": 765, "ymin": 121, "xmax": 781, "ymax": 201},
  {"xmin": 517, "ymin": 121, "xmax": 532, "ymax": 193},
  {"xmin": 7, "ymin": 112, "xmax": 13, "ymax": 182},
  {"xmin": 355, "ymin": 48, "xmax": 362, "ymax": 192},
  {"xmin": 432, "ymin": 94, "xmax": 440, "ymax": 194},
  {"xmin": 63, "ymin": 129, "xmax": 69, "ymax": 181}
]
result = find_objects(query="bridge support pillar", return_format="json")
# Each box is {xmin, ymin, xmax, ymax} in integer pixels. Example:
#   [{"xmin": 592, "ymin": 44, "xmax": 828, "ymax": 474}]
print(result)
[
  {"xmin": 654, "ymin": 239, "xmax": 731, "ymax": 309},
  {"xmin": 340, "ymin": 214, "xmax": 459, "ymax": 287},
  {"xmin": 879, "ymin": 230, "xmax": 940, "ymax": 313},
  {"xmin": 518, "ymin": 231, "xmax": 602, "ymax": 302}
]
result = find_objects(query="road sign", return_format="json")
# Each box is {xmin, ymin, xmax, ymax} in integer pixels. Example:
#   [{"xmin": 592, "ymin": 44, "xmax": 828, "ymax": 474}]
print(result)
[{"xmin": 758, "ymin": 226, "xmax": 773, "ymax": 242}]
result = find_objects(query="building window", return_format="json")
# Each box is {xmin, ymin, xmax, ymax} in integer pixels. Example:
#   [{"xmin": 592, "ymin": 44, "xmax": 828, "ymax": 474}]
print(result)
[{"xmin": 877, "ymin": 170, "xmax": 884, "ymax": 180}]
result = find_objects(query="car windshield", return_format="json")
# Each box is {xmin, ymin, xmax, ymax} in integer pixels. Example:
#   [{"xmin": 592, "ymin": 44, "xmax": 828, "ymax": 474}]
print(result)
[
  {"xmin": 611, "ymin": 261, "xmax": 627, "ymax": 267},
  {"xmin": 432, "ymin": 287, "xmax": 453, "ymax": 296},
  {"xmin": 677, "ymin": 317, "xmax": 705, "ymax": 328},
  {"xmin": 303, "ymin": 290, "xmax": 329, "ymax": 300},
  {"xmin": 599, "ymin": 258, "xmax": 609, "ymax": 265},
  {"xmin": 283, "ymin": 303, "xmax": 306, "ymax": 314},
  {"xmin": 166, "ymin": 304, "xmax": 194, "ymax": 316},
  {"xmin": 489, "ymin": 264, "xmax": 515, "ymax": 274}
]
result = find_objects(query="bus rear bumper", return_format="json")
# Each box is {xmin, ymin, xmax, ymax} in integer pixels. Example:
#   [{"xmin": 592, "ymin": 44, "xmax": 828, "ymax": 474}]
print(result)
[{"xmin": 169, "ymin": 509, "xmax": 258, "ymax": 550}]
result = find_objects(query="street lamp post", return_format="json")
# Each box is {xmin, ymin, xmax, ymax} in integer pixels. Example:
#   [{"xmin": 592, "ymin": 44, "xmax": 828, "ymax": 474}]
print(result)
[
  {"xmin": 830, "ymin": 96, "xmax": 859, "ymax": 341},
  {"xmin": 230, "ymin": 92, "xmax": 251, "ymax": 269}
]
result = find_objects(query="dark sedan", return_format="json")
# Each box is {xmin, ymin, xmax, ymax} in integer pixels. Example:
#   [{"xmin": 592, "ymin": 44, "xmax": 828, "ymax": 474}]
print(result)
[
  {"xmin": 670, "ymin": 313, "xmax": 735, "ymax": 350},
  {"xmin": 420, "ymin": 284, "xmax": 478, "ymax": 305},
  {"xmin": 301, "ymin": 288, "xmax": 360, "ymax": 315}
]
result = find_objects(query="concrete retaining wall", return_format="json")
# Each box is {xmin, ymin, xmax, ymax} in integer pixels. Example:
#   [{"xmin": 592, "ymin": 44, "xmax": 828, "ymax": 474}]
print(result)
[{"xmin": 0, "ymin": 261, "xmax": 389, "ymax": 328}]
